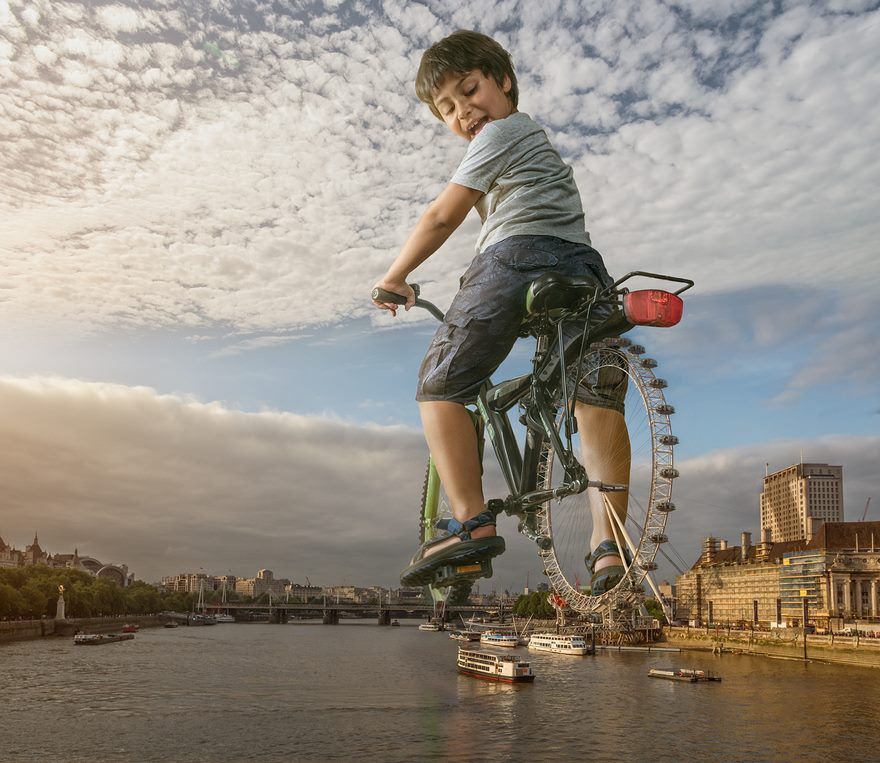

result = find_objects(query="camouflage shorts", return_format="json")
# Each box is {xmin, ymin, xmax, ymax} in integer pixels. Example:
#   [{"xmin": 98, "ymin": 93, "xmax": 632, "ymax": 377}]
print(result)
[{"xmin": 415, "ymin": 235, "xmax": 627, "ymax": 412}]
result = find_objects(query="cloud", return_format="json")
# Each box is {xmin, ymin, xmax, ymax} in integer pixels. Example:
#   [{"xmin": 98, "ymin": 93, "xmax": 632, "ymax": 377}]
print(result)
[
  {"xmin": 209, "ymin": 333, "xmax": 311, "ymax": 358},
  {"xmin": 0, "ymin": 375, "xmax": 429, "ymax": 585},
  {"xmin": 0, "ymin": 0, "xmax": 876, "ymax": 344},
  {"xmin": 1, "ymin": 376, "xmax": 876, "ymax": 590}
]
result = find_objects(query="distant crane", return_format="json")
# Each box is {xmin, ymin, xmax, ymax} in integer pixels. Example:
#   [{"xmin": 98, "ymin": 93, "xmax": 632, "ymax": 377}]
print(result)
[{"xmin": 860, "ymin": 497, "xmax": 872, "ymax": 522}]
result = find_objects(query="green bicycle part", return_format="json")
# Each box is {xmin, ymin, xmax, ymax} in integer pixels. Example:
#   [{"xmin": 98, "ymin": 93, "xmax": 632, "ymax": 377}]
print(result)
[{"xmin": 419, "ymin": 407, "xmax": 485, "ymax": 604}]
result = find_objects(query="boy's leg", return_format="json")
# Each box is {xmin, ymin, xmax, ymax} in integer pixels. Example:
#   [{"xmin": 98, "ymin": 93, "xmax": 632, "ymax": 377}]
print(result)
[
  {"xmin": 575, "ymin": 402, "xmax": 631, "ymax": 573},
  {"xmin": 417, "ymin": 400, "xmax": 496, "ymax": 556}
]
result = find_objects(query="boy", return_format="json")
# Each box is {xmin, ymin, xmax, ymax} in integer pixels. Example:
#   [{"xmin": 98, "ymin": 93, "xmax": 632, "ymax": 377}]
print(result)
[{"xmin": 372, "ymin": 30, "xmax": 630, "ymax": 594}]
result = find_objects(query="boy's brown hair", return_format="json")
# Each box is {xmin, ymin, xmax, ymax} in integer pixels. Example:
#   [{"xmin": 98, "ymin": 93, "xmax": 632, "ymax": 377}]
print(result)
[{"xmin": 415, "ymin": 30, "xmax": 518, "ymax": 121}]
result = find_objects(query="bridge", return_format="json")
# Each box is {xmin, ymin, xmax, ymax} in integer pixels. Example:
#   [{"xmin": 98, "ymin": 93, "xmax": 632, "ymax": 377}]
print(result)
[{"xmin": 201, "ymin": 600, "xmax": 511, "ymax": 625}]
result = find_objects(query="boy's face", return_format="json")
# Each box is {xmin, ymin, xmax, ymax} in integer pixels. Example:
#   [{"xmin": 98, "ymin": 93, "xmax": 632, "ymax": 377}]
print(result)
[{"xmin": 432, "ymin": 69, "xmax": 515, "ymax": 141}]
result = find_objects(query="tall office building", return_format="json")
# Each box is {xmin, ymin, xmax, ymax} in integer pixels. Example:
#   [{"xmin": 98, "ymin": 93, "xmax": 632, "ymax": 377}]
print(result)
[{"xmin": 760, "ymin": 462, "xmax": 843, "ymax": 542}]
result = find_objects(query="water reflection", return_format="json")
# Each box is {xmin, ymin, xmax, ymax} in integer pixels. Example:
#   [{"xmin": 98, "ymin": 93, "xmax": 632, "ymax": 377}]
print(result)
[{"xmin": 1, "ymin": 622, "xmax": 879, "ymax": 762}]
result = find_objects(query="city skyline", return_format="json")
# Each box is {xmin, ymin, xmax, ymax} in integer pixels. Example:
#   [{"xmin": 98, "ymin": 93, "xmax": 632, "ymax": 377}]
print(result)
[{"xmin": 1, "ymin": 1, "xmax": 878, "ymax": 586}]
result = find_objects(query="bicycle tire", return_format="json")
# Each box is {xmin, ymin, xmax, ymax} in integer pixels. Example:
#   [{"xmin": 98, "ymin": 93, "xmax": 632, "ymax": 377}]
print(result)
[{"xmin": 534, "ymin": 338, "xmax": 676, "ymax": 617}]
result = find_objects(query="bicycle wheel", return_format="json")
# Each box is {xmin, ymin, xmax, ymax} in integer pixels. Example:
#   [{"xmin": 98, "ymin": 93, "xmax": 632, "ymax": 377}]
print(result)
[
  {"xmin": 418, "ymin": 457, "xmax": 475, "ymax": 606},
  {"xmin": 534, "ymin": 337, "xmax": 676, "ymax": 616}
]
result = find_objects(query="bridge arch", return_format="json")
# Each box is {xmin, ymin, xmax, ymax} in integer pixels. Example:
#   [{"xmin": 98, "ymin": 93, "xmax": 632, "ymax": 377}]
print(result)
[
  {"xmin": 78, "ymin": 557, "xmax": 103, "ymax": 574},
  {"xmin": 96, "ymin": 565, "xmax": 128, "ymax": 586}
]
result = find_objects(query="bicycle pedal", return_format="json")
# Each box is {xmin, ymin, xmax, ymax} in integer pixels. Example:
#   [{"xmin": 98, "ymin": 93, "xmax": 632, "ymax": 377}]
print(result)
[
  {"xmin": 486, "ymin": 498, "xmax": 505, "ymax": 517},
  {"xmin": 432, "ymin": 559, "xmax": 493, "ymax": 587}
]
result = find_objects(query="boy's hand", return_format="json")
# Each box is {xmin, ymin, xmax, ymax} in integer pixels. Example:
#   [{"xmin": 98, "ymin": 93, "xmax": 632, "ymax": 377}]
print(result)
[{"xmin": 371, "ymin": 279, "xmax": 415, "ymax": 317}]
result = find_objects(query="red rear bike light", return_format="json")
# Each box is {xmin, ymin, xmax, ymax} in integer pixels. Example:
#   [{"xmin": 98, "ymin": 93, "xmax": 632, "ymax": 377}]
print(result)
[{"xmin": 623, "ymin": 290, "xmax": 683, "ymax": 327}]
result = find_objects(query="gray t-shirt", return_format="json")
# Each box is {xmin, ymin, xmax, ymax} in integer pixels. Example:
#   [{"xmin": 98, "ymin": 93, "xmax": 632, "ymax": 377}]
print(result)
[{"xmin": 450, "ymin": 112, "xmax": 591, "ymax": 253}]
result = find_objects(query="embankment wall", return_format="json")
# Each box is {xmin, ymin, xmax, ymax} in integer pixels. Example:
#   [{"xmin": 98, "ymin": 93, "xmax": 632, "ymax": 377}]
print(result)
[
  {"xmin": 663, "ymin": 626, "xmax": 880, "ymax": 669},
  {"xmin": 0, "ymin": 614, "xmax": 162, "ymax": 643}
]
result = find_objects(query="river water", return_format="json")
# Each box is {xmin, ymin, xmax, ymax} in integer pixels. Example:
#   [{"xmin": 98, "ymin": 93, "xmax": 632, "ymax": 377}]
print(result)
[{"xmin": 2, "ymin": 620, "xmax": 878, "ymax": 762}]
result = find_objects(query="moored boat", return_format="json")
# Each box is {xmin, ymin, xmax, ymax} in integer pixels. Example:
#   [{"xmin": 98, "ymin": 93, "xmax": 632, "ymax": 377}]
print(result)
[
  {"xmin": 448, "ymin": 630, "xmax": 481, "ymax": 642},
  {"xmin": 457, "ymin": 648, "xmax": 535, "ymax": 683},
  {"xmin": 648, "ymin": 668, "xmax": 721, "ymax": 682},
  {"xmin": 527, "ymin": 633, "xmax": 593, "ymax": 655},
  {"xmin": 121, "ymin": 623, "xmax": 139, "ymax": 633},
  {"xmin": 479, "ymin": 631, "xmax": 518, "ymax": 648},
  {"xmin": 418, "ymin": 622, "xmax": 443, "ymax": 632},
  {"xmin": 73, "ymin": 633, "xmax": 135, "ymax": 645},
  {"xmin": 214, "ymin": 613, "xmax": 235, "ymax": 623}
]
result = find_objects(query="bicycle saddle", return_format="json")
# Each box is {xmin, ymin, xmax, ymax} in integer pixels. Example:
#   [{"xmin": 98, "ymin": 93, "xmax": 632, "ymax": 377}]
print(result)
[{"xmin": 525, "ymin": 273, "xmax": 598, "ymax": 315}]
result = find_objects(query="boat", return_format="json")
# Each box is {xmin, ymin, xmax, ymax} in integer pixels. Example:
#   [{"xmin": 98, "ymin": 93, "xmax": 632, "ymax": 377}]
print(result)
[
  {"xmin": 163, "ymin": 622, "xmax": 179, "ymax": 628},
  {"xmin": 527, "ymin": 633, "xmax": 594, "ymax": 656},
  {"xmin": 121, "ymin": 623, "xmax": 139, "ymax": 633},
  {"xmin": 188, "ymin": 613, "xmax": 217, "ymax": 626},
  {"xmin": 448, "ymin": 630, "xmax": 481, "ymax": 642},
  {"xmin": 648, "ymin": 668, "xmax": 722, "ymax": 682},
  {"xmin": 457, "ymin": 648, "xmax": 535, "ymax": 683},
  {"xmin": 73, "ymin": 633, "xmax": 135, "ymax": 645},
  {"xmin": 419, "ymin": 622, "xmax": 443, "ymax": 632},
  {"xmin": 479, "ymin": 631, "xmax": 518, "ymax": 648},
  {"xmin": 390, "ymin": 620, "xmax": 400, "ymax": 627},
  {"xmin": 214, "ymin": 613, "xmax": 235, "ymax": 623}
]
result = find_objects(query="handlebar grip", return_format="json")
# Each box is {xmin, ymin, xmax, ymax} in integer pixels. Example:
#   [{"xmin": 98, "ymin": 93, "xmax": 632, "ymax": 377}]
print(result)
[{"xmin": 371, "ymin": 284, "xmax": 420, "ymax": 304}]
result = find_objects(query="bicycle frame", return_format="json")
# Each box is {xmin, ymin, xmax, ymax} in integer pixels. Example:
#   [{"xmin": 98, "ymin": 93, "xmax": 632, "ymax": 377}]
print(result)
[{"xmin": 372, "ymin": 269, "xmax": 693, "ymax": 538}]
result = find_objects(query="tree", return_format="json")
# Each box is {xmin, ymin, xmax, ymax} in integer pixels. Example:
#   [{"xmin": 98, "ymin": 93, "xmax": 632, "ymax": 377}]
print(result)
[
  {"xmin": 0, "ymin": 583, "xmax": 26, "ymax": 619},
  {"xmin": 644, "ymin": 598, "xmax": 665, "ymax": 622}
]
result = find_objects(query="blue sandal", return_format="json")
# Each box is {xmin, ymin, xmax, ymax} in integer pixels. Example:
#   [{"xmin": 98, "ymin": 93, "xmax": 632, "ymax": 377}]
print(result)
[
  {"xmin": 586, "ymin": 539, "xmax": 632, "ymax": 594},
  {"xmin": 400, "ymin": 510, "xmax": 505, "ymax": 587}
]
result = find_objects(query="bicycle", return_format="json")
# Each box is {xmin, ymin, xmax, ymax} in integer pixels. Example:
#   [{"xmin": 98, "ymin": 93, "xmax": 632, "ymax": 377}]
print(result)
[{"xmin": 373, "ymin": 270, "xmax": 692, "ymax": 618}]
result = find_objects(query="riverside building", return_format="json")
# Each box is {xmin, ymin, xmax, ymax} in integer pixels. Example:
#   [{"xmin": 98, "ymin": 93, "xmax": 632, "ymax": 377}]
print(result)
[
  {"xmin": 675, "ymin": 521, "xmax": 880, "ymax": 628},
  {"xmin": 760, "ymin": 462, "xmax": 843, "ymax": 542},
  {"xmin": 0, "ymin": 531, "xmax": 131, "ymax": 586},
  {"xmin": 676, "ymin": 460, "xmax": 878, "ymax": 629}
]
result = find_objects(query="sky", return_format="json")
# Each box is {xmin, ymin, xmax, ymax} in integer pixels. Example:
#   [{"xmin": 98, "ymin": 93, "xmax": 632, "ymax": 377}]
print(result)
[{"xmin": 1, "ymin": 0, "xmax": 878, "ymax": 591}]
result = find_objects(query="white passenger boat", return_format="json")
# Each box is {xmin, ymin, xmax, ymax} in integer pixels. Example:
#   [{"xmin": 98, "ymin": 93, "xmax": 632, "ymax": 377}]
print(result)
[
  {"xmin": 457, "ymin": 648, "xmax": 535, "ymax": 683},
  {"xmin": 214, "ymin": 613, "xmax": 235, "ymax": 623},
  {"xmin": 418, "ymin": 622, "xmax": 442, "ymax": 632},
  {"xmin": 527, "ymin": 633, "xmax": 593, "ymax": 655},
  {"xmin": 479, "ymin": 631, "xmax": 518, "ymax": 648}
]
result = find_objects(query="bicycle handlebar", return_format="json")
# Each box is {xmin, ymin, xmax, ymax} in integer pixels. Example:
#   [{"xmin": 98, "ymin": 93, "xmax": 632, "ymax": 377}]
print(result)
[{"xmin": 371, "ymin": 285, "xmax": 445, "ymax": 321}]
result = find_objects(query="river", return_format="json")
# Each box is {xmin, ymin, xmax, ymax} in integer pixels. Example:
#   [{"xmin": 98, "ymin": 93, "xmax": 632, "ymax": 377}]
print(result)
[{"xmin": 2, "ymin": 620, "xmax": 878, "ymax": 762}]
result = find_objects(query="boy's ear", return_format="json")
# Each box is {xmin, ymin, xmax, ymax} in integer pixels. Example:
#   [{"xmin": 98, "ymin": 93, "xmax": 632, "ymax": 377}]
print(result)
[{"xmin": 502, "ymin": 74, "xmax": 512, "ymax": 94}]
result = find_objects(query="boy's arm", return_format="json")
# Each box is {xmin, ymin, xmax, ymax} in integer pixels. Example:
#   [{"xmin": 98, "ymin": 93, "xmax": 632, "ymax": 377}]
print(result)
[{"xmin": 373, "ymin": 183, "xmax": 482, "ymax": 315}]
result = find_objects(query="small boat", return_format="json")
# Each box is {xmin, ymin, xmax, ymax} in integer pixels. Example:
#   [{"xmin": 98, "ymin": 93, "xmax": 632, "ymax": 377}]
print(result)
[
  {"xmin": 121, "ymin": 624, "xmax": 139, "ymax": 633},
  {"xmin": 163, "ymin": 621, "xmax": 179, "ymax": 628},
  {"xmin": 390, "ymin": 620, "xmax": 400, "ymax": 627},
  {"xmin": 480, "ymin": 631, "xmax": 518, "ymax": 648},
  {"xmin": 73, "ymin": 633, "xmax": 135, "ymax": 645},
  {"xmin": 419, "ymin": 622, "xmax": 443, "ymax": 632},
  {"xmin": 648, "ymin": 668, "xmax": 721, "ymax": 682},
  {"xmin": 448, "ymin": 630, "xmax": 481, "ymax": 642},
  {"xmin": 528, "ymin": 633, "xmax": 594, "ymax": 655},
  {"xmin": 676, "ymin": 668, "xmax": 722, "ymax": 682},
  {"xmin": 457, "ymin": 648, "xmax": 535, "ymax": 683},
  {"xmin": 214, "ymin": 613, "xmax": 235, "ymax": 623}
]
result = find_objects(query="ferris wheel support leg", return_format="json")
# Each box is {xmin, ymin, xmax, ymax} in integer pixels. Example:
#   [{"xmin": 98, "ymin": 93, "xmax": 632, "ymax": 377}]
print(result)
[
  {"xmin": 606, "ymin": 499, "xmax": 669, "ymax": 622},
  {"xmin": 604, "ymin": 495, "xmax": 635, "ymax": 574}
]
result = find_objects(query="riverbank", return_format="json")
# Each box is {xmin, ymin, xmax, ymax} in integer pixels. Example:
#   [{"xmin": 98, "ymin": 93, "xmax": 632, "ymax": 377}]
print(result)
[
  {"xmin": 0, "ymin": 614, "xmax": 163, "ymax": 643},
  {"xmin": 662, "ymin": 626, "xmax": 880, "ymax": 669}
]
